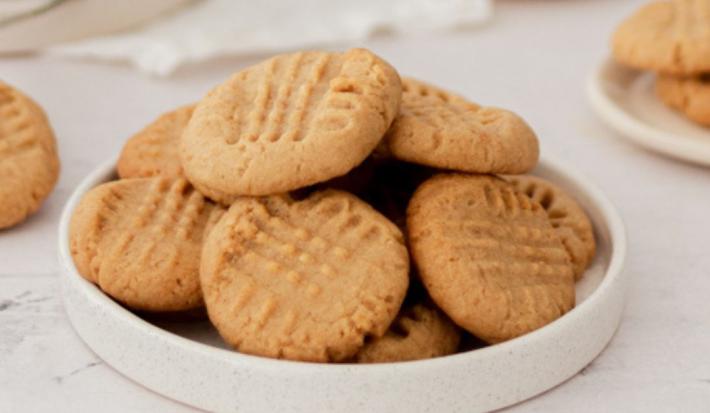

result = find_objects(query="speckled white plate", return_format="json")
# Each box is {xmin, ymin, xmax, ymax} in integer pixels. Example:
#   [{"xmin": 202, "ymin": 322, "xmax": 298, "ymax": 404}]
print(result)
[
  {"xmin": 587, "ymin": 58, "xmax": 710, "ymax": 166},
  {"xmin": 58, "ymin": 156, "xmax": 627, "ymax": 413}
]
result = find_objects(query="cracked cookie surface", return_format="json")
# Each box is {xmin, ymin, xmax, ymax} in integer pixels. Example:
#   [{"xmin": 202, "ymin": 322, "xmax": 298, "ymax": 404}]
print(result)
[
  {"xmin": 384, "ymin": 78, "xmax": 538, "ymax": 174},
  {"xmin": 200, "ymin": 189, "xmax": 409, "ymax": 362}
]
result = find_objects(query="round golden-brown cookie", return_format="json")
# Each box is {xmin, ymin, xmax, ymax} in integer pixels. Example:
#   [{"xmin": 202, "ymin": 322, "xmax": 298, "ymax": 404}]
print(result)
[
  {"xmin": 612, "ymin": 0, "xmax": 710, "ymax": 76},
  {"xmin": 506, "ymin": 175, "xmax": 596, "ymax": 281},
  {"xmin": 354, "ymin": 301, "xmax": 460, "ymax": 363},
  {"xmin": 384, "ymin": 78, "xmax": 539, "ymax": 174},
  {"xmin": 0, "ymin": 81, "xmax": 60, "ymax": 229},
  {"xmin": 407, "ymin": 174, "xmax": 575, "ymax": 344},
  {"xmin": 656, "ymin": 74, "xmax": 710, "ymax": 126},
  {"xmin": 181, "ymin": 48, "xmax": 402, "ymax": 202},
  {"xmin": 117, "ymin": 105, "xmax": 194, "ymax": 179},
  {"xmin": 69, "ymin": 177, "xmax": 224, "ymax": 312},
  {"xmin": 200, "ymin": 190, "xmax": 410, "ymax": 362}
]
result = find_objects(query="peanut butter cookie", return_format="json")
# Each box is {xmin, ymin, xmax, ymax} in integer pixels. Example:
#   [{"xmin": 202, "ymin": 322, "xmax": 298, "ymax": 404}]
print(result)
[
  {"xmin": 0, "ymin": 81, "xmax": 60, "ymax": 229},
  {"xmin": 407, "ymin": 174, "xmax": 575, "ymax": 343},
  {"xmin": 384, "ymin": 78, "xmax": 538, "ymax": 174},
  {"xmin": 612, "ymin": 0, "xmax": 710, "ymax": 76},
  {"xmin": 70, "ymin": 177, "xmax": 223, "ymax": 311},
  {"xmin": 354, "ymin": 301, "xmax": 460, "ymax": 363},
  {"xmin": 200, "ymin": 190, "xmax": 409, "ymax": 362},
  {"xmin": 181, "ymin": 49, "xmax": 401, "ymax": 202},
  {"xmin": 656, "ymin": 74, "xmax": 710, "ymax": 126},
  {"xmin": 117, "ymin": 105, "xmax": 194, "ymax": 179},
  {"xmin": 506, "ymin": 175, "xmax": 596, "ymax": 280}
]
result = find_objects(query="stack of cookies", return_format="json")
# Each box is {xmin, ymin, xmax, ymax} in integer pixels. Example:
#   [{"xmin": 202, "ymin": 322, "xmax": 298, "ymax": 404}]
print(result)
[
  {"xmin": 612, "ymin": 0, "xmax": 710, "ymax": 126},
  {"xmin": 0, "ymin": 81, "xmax": 60, "ymax": 229},
  {"xmin": 70, "ymin": 48, "xmax": 596, "ymax": 363}
]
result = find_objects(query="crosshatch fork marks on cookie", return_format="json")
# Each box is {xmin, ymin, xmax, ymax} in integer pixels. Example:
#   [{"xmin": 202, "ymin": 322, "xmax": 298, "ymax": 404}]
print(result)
[
  {"xmin": 0, "ymin": 85, "xmax": 38, "ymax": 158},
  {"xmin": 440, "ymin": 179, "xmax": 572, "ymax": 279},
  {"xmin": 226, "ymin": 51, "xmax": 350, "ymax": 145},
  {"xmin": 0, "ymin": 81, "xmax": 60, "ymax": 230},
  {"xmin": 71, "ymin": 177, "xmax": 217, "ymax": 312},
  {"xmin": 386, "ymin": 78, "xmax": 538, "ymax": 174},
  {"xmin": 202, "ymin": 190, "xmax": 410, "ymax": 362},
  {"xmin": 99, "ymin": 180, "xmax": 205, "ymax": 280},
  {"xmin": 408, "ymin": 174, "xmax": 575, "ymax": 344},
  {"xmin": 181, "ymin": 48, "xmax": 402, "ymax": 199},
  {"xmin": 506, "ymin": 175, "xmax": 596, "ymax": 280}
]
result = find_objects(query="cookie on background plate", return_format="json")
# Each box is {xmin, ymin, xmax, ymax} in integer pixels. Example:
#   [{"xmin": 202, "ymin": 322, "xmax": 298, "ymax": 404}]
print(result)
[
  {"xmin": 117, "ymin": 104, "xmax": 194, "ymax": 179},
  {"xmin": 200, "ymin": 190, "xmax": 409, "ymax": 362},
  {"xmin": 506, "ymin": 175, "xmax": 596, "ymax": 280},
  {"xmin": 181, "ymin": 48, "xmax": 402, "ymax": 202},
  {"xmin": 407, "ymin": 174, "xmax": 575, "ymax": 344},
  {"xmin": 0, "ymin": 81, "xmax": 60, "ymax": 229},
  {"xmin": 612, "ymin": 0, "xmax": 710, "ymax": 76},
  {"xmin": 69, "ymin": 177, "xmax": 224, "ymax": 312},
  {"xmin": 384, "ymin": 78, "xmax": 539, "ymax": 174},
  {"xmin": 656, "ymin": 74, "xmax": 710, "ymax": 126}
]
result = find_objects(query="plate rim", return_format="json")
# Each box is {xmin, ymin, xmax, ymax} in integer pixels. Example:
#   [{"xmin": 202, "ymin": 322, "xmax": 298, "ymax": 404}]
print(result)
[{"xmin": 586, "ymin": 57, "xmax": 710, "ymax": 167}]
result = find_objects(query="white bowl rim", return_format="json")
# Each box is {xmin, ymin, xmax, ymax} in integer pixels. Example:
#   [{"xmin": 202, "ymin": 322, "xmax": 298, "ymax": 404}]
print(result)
[
  {"xmin": 58, "ymin": 154, "xmax": 627, "ymax": 374},
  {"xmin": 586, "ymin": 57, "xmax": 710, "ymax": 166}
]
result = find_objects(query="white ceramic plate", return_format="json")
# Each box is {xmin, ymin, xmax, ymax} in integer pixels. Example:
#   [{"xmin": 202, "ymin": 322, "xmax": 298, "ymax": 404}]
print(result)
[
  {"xmin": 587, "ymin": 58, "xmax": 710, "ymax": 166},
  {"xmin": 58, "ymin": 157, "xmax": 627, "ymax": 413}
]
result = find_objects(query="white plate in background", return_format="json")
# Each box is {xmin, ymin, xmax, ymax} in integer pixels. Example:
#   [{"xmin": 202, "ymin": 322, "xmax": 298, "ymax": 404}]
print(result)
[
  {"xmin": 58, "ymin": 157, "xmax": 627, "ymax": 413},
  {"xmin": 587, "ymin": 58, "xmax": 710, "ymax": 166},
  {"xmin": 0, "ymin": 0, "xmax": 193, "ymax": 53}
]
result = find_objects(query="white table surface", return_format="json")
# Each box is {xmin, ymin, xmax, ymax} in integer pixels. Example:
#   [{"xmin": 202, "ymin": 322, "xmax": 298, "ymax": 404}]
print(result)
[{"xmin": 1, "ymin": 0, "xmax": 709, "ymax": 411}]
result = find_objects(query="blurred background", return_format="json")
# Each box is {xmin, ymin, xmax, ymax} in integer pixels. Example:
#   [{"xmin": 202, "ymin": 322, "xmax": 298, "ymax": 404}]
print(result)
[{"xmin": 0, "ymin": 0, "xmax": 491, "ymax": 75}]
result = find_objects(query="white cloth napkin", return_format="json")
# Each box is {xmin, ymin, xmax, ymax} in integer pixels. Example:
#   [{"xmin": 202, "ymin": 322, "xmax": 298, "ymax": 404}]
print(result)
[{"xmin": 49, "ymin": 0, "xmax": 492, "ymax": 76}]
